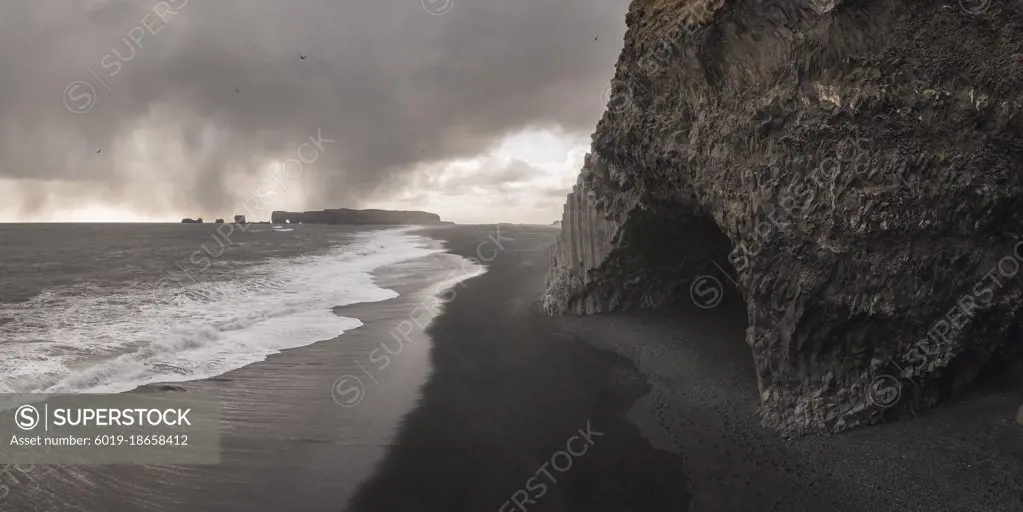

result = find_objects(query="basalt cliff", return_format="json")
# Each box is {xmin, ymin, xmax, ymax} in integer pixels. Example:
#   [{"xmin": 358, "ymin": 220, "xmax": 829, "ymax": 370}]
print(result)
[{"xmin": 544, "ymin": 0, "xmax": 1023, "ymax": 435}]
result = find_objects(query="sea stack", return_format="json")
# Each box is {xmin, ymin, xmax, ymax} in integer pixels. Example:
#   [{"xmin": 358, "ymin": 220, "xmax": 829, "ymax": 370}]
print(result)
[
  {"xmin": 542, "ymin": 0, "xmax": 1023, "ymax": 435},
  {"xmin": 233, "ymin": 215, "xmax": 246, "ymax": 224}
]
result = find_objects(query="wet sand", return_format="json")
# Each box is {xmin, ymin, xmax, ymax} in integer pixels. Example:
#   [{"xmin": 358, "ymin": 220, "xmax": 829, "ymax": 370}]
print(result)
[
  {"xmin": 3, "ymin": 243, "xmax": 472, "ymax": 511},
  {"xmin": 9, "ymin": 224, "xmax": 1022, "ymax": 511},
  {"xmin": 350, "ymin": 224, "xmax": 1023, "ymax": 512},
  {"xmin": 349, "ymin": 225, "xmax": 691, "ymax": 511}
]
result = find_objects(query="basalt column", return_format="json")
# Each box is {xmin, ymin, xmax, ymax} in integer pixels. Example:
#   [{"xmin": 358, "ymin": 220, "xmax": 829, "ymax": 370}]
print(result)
[{"xmin": 543, "ymin": 0, "xmax": 1023, "ymax": 434}]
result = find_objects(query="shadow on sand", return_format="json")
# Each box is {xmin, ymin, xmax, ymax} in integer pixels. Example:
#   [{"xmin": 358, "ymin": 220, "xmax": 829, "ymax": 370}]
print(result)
[{"xmin": 347, "ymin": 225, "xmax": 690, "ymax": 512}]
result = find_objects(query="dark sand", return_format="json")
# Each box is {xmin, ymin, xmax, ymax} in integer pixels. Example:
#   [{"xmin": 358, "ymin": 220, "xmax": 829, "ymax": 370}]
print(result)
[
  {"xmin": 350, "ymin": 224, "xmax": 1023, "ymax": 512},
  {"xmin": 349, "ymin": 225, "xmax": 691, "ymax": 512},
  {"xmin": 3, "ymin": 243, "xmax": 473, "ymax": 511},
  {"xmin": 8, "ymin": 224, "xmax": 1022, "ymax": 511}
]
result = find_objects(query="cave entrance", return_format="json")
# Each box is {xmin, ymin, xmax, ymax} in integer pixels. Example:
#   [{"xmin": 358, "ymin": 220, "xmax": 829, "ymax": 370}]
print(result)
[
  {"xmin": 621, "ymin": 206, "xmax": 757, "ymax": 386},
  {"xmin": 620, "ymin": 206, "xmax": 745, "ymax": 307}
]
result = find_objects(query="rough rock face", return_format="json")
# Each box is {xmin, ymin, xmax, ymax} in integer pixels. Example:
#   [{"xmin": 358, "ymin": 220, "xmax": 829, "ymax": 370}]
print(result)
[
  {"xmin": 544, "ymin": 0, "xmax": 1023, "ymax": 434},
  {"xmin": 270, "ymin": 209, "xmax": 442, "ymax": 225}
]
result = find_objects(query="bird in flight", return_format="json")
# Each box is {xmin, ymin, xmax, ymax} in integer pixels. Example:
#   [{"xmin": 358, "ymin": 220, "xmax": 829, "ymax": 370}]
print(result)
[
  {"xmin": 594, "ymin": 35, "xmax": 598, "ymax": 41},
  {"xmin": 299, "ymin": 54, "xmax": 307, "ymax": 60},
  {"xmin": 96, "ymin": 149, "xmax": 101, "ymax": 154}
]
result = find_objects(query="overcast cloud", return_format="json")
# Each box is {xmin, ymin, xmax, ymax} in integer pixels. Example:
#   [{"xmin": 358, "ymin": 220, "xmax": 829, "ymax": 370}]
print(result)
[{"xmin": 0, "ymin": 0, "xmax": 626, "ymax": 222}]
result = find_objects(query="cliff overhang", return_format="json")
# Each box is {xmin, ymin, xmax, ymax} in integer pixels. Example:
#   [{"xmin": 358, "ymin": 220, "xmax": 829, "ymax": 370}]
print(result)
[{"xmin": 544, "ymin": 0, "xmax": 1023, "ymax": 435}]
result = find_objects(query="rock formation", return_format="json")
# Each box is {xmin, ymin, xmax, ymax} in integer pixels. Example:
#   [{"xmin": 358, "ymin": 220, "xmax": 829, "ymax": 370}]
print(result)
[
  {"xmin": 215, "ymin": 219, "xmax": 225, "ymax": 224},
  {"xmin": 271, "ymin": 209, "xmax": 443, "ymax": 225},
  {"xmin": 544, "ymin": 0, "xmax": 1023, "ymax": 435},
  {"xmin": 180, "ymin": 218, "xmax": 204, "ymax": 224},
  {"xmin": 233, "ymin": 215, "xmax": 246, "ymax": 224}
]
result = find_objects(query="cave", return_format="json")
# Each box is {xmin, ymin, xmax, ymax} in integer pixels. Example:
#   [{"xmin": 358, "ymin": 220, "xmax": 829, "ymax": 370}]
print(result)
[{"xmin": 543, "ymin": 0, "xmax": 1023, "ymax": 435}]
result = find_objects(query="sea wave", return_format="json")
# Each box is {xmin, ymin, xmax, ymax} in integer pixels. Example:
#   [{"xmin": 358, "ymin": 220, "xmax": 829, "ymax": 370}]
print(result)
[{"xmin": 0, "ymin": 228, "xmax": 442, "ymax": 394}]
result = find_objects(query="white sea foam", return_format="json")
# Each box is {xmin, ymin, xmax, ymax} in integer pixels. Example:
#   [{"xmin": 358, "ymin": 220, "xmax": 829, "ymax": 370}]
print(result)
[{"xmin": 0, "ymin": 228, "xmax": 443, "ymax": 394}]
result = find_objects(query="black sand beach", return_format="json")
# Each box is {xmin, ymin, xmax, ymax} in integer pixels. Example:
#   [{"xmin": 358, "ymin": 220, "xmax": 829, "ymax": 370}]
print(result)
[
  {"xmin": 349, "ymin": 225, "xmax": 691, "ymax": 512},
  {"xmin": 2, "ymin": 241, "xmax": 471, "ymax": 512},
  {"xmin": 7, "ymin": 225, "xmax": 1023, "ymax": 511},
  {"xmin": 351, "ymin": 224, "xmax": 1023, "ymax": 512}
]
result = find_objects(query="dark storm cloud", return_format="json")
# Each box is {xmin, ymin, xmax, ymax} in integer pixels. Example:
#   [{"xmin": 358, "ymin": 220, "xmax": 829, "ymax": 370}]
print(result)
[
  {"xmin": 437, "ymin": 159, "xmax": 545, "ymax": 191},
  {"xmin": 0, "ymin": 0, "xmax": 626, "ymax": 219}
]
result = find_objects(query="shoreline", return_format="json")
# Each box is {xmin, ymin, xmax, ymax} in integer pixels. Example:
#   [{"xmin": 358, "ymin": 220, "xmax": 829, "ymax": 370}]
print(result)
[
  {"xmin": 6, "ymin": 224, "xmax": 1021, "ymax": 511},
  {"xmin": 3, "ymin": 231, "xmax": 477, "ymax": 512},
  {"xmin": 350, "ymin": 224, "xmax": 693, "ymax": 511},
  {"xmin": 355, "ymin": 224, "xmax": 1023, "ymax": 512}
]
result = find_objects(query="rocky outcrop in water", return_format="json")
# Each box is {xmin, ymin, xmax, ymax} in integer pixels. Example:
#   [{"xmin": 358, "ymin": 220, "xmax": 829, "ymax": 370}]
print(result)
[
  {"xmin": 181, "ymin": 218, "xmax": 204, "ymax": 224},
  {"xmin": 544, "ymin": 0, "xmax": 1023, "ymax": 435},
  {"xmin": 271, "ymin": 209, "xmax": 443, "ymax": 225}
]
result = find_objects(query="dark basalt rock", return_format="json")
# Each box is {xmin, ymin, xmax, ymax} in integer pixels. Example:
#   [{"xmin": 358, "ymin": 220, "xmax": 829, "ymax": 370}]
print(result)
[
  {"xmin": 180, "ymin": 218, "xmax": 204, "ymax": 224},
  {"xmin": 544, "ymin": 0, "xmax": 1023, "ymax": 435},
  {"xmin": 215, "ymin": 218, "xmax": 225, "ymax": 224},
  {"xmin": 271, "ymin": 209, "xmax": 443, "ymax": 225}
]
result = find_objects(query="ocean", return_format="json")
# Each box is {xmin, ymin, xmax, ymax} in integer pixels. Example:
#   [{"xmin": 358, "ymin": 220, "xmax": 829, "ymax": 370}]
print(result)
[{"xmin": 0, "ymin": 223, "xmax": 464, "ymax": 395}]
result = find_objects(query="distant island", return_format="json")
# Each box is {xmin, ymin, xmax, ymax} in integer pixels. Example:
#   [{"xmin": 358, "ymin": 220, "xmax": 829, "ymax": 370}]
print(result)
[
  {"xmin": 271, "ymin": 209, "xmax": 445, "ymax": 225},
  {"xmin": 181, "ymin": 216, "xmax": 246, "ymax": 224},
  {"xmin": 181, "ymin": 209, "xmax": 446, "ymax": 225}
]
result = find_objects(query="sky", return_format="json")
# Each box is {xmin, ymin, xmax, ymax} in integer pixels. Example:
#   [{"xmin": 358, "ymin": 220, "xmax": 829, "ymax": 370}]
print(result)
[{"xmin": 0, "ymin": 0, "xmax": 628, "ymax": 224}]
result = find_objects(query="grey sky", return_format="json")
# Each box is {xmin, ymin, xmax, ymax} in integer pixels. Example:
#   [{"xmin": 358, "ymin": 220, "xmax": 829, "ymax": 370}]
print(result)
[{"xmin": 0, "ymin": 0, "xmax": 627, "ymax": 222}]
